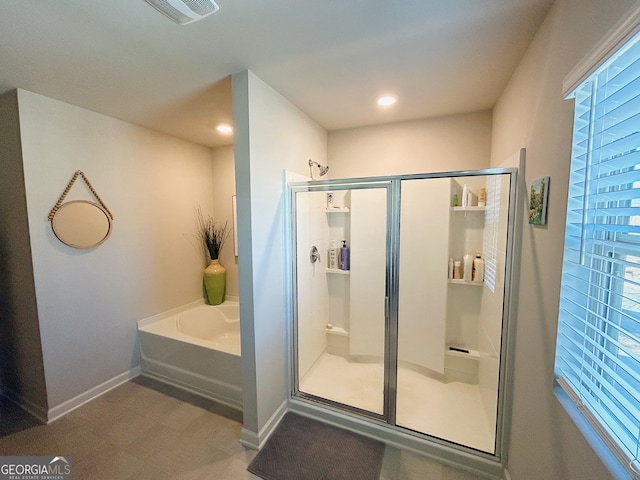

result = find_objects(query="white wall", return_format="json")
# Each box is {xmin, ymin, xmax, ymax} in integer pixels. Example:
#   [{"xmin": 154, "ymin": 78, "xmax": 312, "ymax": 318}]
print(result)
[
  {"xmin": 349, "ymin": 188, "xmax": 387, "ymax": 359},
  {"xmin": 328, "ymin": 110, "xmax": 492, "ymax": 177},
  {"xmin": 295, "ymin": 190, "xmax": 329, "ymax": 378},
  {"xmin": 490, "ymin": 1, "xmax": 638, "ymax": 478},
  {"xmin": 15, "ymin": 89, "xmax": 216, "ymax": 415},
  {"xmin": 398, "ymin": 178, "xmax": 450, "ymax": 374},
  {"xmin": 211, "ymin": 145, "xmax": 239, "ymax": 297},
  {"xmin": 233, "ymin": 70, "xmax": 327, "ymax": 446}
]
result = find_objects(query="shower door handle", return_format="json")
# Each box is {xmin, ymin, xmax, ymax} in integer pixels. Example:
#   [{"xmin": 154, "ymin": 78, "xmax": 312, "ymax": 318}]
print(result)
[{"xmin": 385, "ymin": 296, "xmax": 389, "ymax": 321}]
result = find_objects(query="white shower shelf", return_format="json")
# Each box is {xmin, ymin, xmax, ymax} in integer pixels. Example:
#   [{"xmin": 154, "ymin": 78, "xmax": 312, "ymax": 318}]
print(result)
[
  {"xmin": 448, "ymin": 279, "xmax": 482, "ymax": 286},
  {"xmin": 326, "ymin": 207, "xmax": 350, "ymax": 213},
  {"xmin": 326, "ymin": 268, "xmax": 350, "ymax": 275},
  {"xmin": 325, "ymin": 326, "xmax": 349, "ymax": 336},
  {"xmin": 451, "ymin": 206, "xmax": 485, "ymax": 212},
  {"xmin": 446, "ymin": 346, "xmax": 480, "ymax": 360}
]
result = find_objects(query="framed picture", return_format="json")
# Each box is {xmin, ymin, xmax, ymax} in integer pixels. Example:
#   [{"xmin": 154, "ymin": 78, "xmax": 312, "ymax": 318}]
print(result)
[{"xmin": 529, "ymin": 176, "xmax": 550, "ymax": 225}]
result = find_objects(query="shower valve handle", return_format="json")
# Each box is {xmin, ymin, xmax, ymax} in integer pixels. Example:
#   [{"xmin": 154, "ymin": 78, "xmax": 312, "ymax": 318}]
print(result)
[{"xmin": 310, "ymin": 246, "xmax": 320, "ymax": 264}]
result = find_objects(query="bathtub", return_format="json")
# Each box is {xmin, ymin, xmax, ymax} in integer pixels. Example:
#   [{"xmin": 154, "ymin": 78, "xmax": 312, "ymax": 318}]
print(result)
[{"xmin": 137, "ymin": 299, "xmax": 242, "ymax": 411}]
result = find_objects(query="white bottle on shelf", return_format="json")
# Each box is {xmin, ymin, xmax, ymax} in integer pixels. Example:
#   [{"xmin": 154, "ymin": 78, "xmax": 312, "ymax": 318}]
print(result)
[
  {"xmin": 448, "ymin": 257, "xmax": 454, "ymax": 279},
  {"xmin": 473, "ymin": 252, "xmax": 484, "ymax": 283},
  {"xmin": 463, "ymin": 250, "xmax": 473, "ymax": 282},
  {"xmin": 328, "ymin": 240, "xmax": 338, "ymax": 269},
  {"xmin": 462, "ymin": 184, "xmax": 469, "ymax": 207}
]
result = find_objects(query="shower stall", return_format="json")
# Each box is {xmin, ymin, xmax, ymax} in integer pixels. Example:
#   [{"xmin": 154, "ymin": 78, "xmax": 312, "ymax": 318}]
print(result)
[{"xmin": 288, "ymin": 169, "xmax": 517, "ymax": 467}]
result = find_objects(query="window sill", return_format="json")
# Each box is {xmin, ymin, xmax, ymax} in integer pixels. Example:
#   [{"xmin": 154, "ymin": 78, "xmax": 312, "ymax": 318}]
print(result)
[{"xmin": 554, "ymin": 383, "xmax": 635, "ymax": 480}]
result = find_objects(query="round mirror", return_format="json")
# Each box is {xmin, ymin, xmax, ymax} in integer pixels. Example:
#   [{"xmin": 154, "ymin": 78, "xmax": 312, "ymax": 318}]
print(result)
[{"xmin": 51, "ymin": 200, "xmax": 112, "ymax": 249}]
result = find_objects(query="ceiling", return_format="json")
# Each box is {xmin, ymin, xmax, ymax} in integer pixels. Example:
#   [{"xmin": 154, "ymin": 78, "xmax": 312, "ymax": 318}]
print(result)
[{"xmin": 0, "ymin": 0, "xmax": 555, "ymax": 148}]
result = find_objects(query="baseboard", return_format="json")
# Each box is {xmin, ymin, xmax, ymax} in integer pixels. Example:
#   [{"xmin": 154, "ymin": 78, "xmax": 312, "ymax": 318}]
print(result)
[
  {"xmin": 46, "ymin": 367, "xmax": 141, "ymax": 422},
  {"xmin": 0, "ymin": 385, "xmax": 48, "ymax": 424},
  {"xmin": 240, "ymin": 400, "xmax": 288, "ymax": 450},
  {"xmin": 140, "ymin": 370, "xmax": 242, "ymax": 412}
]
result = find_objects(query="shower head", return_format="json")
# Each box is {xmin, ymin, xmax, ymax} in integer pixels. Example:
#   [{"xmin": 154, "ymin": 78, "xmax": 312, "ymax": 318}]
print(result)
[{"xmin": 308, "ymin": 159, "xmax": 330, "ymax": 179}]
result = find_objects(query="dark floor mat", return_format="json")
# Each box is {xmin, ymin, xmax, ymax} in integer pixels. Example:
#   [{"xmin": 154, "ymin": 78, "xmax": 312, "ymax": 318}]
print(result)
[{"xmin": 248, "ymin": 412, "xmax": 385, "ymax": 480}]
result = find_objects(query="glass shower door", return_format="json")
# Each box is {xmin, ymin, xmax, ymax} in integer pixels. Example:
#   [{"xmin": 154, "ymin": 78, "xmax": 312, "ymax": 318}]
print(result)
[
  {"xmin": 293, "ymin": 183, "xmax": 390, "ymax": 417},
  {"xmin": 396, "ymin": 173, "xmax": 513, "ymax": 454}
]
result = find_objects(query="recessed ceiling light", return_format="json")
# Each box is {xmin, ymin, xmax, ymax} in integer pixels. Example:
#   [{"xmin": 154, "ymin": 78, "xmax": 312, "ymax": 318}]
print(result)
[
  {"xmin": 377, "ymin": 95, "xmax": 397, "ymax": 107},
  {"xmin": 216, "ymin": 124, "xmax": 233, "ymax": 134}
]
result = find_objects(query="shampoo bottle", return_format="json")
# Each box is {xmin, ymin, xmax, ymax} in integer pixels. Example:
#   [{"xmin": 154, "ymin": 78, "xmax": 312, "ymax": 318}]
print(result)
[
  {"xmin": 478, "ymin": 188, "xmax": 486, "ymax": 207},
  {"xmin": 339, "ymin": 240, "xmax": 350, "ymax": 270},
  {"xmin": 448, "ymin": 257, "xmax": 454, "ymax": 279},
  {"xmin": 328, "ymin": 240, "xmax": 338, "ymax": 269},
  {"xmin": 473, "ymin": 252, "xmax": 484, "ymax": 283},
  {"xmin": 463, "ymin": 250, "xmax": 473, "ymax": 282},
  {"xmin": 462, "ymin": 184, "xmax": 469, "ymax": 207},
  {"xmin": 453, "ymin": 261, "xmax": 462, "ymax": 279}
]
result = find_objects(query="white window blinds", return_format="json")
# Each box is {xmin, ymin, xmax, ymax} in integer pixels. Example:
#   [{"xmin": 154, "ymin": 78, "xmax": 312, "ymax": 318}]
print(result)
[
  {"xmin": 555, "ymin": 31, "xmax": 640, "ymax": 476},
  {"xmin": 483, "ymin": 175, "xmax": 500, "ymax": 292}
]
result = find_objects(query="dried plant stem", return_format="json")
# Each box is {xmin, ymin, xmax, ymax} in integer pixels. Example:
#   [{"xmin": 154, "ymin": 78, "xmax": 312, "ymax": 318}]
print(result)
[{"xmin": 196, "ymin": 207, "xmax": 229, "ymax": 261}]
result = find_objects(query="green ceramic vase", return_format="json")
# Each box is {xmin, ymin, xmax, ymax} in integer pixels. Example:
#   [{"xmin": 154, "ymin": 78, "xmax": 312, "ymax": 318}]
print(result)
[{"xmin": 204, "ymin": 259, "xmax": 226, "ymax": 305}]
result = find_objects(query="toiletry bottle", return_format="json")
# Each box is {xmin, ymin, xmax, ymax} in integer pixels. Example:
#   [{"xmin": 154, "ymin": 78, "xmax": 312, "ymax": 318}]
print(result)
[
  {"xmin": 473, "ymin": 252, "xmax": 484, "ymax": 283},
  {"xmin": 453, "ymin": 261, "xmax": 462, "ymax": 279},
  {"xmin": 478, "ymin": 188, "xmax": 486, "ymax": 207},
  {"xmin": 328, "ymin": 240, "xmax": 338, "ymax": 269},
  {"xmin": 339, "ymin": 240, "xmax": 350, "ymax": 270},
  {"xmin": 463, "ymin": 250, "xmax": 473, "ymax": 282},
  {"xmin": 462, "ymin": 184, "xmax": 469, "ymax": 207},
  {"xmin": 448, "ymin": 257, "xmax": 454, "ymax": 279},
  {"xmin": 327, "ymin": 192, "xmax": 333, "ymax": 209},
  {"xmin": 452, "ymin": 194, "xmax": 459, "ymax": 207}
]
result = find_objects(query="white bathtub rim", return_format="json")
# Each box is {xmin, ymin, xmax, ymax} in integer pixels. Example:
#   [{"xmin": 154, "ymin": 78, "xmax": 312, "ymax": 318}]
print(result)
[
  {"xmin": 137, "ymin": 296, "xmax": 239, "ymax": 329},
  {"xmin": 138, "ymin": 298, "xmax": 241, "ymax": 356},
  {"xmin": 139, "ymin": 322, "xmax": 240, "ymax": 356}
]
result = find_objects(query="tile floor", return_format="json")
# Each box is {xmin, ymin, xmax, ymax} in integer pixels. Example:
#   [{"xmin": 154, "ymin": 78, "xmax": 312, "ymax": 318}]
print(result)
[{"xmin": 0, "ymin": 376, "xmax": 491, "ymax": 479}]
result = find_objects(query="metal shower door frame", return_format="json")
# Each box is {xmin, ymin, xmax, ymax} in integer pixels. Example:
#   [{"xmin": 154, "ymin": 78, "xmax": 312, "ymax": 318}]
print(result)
[{"xmin": 286, "ymin": 166, "xmax": 518, "ymax": 463}]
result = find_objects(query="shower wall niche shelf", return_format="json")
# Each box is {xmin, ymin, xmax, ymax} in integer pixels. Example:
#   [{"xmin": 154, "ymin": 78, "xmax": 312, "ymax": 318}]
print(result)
[
  {"xmin": 326, "ymin": 268, "xmax": 350, "ymax": 275},
  {"xmin": 326, "ymin": 207, "xmax": 350, "ymax": 213},
  {"xmin": 445, "ymin": 177, "xmax": 487, "ymax": 387},
  {"xmin": 451, "ymin": 206, "xmax": 485, "ymax": 212},
  {"xmin": 325, "ymin": 326, "xmax": 349, "ymax": 336},
  {"xmin": 448, "ymin": 279, "xmax": 482, "ymax": 286},
  {"xmin": 446, "ymin": 346, "xmax": 480, "ymax": 360}
]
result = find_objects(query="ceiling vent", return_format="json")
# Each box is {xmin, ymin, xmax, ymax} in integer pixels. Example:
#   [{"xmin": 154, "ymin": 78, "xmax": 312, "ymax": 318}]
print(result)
[{"xmin": 145, "ymin": 0, "xmax": 219, "ymax": 25}]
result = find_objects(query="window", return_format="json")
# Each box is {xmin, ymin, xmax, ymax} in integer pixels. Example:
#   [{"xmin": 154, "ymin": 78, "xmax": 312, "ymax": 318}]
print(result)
[
  {"xmin": 555, "ymin": 30, "xmax": 640, "ymax": 476},
  {"xmin": 483, "ymin": 174, "xmax": 500, "ymax": 292}
]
